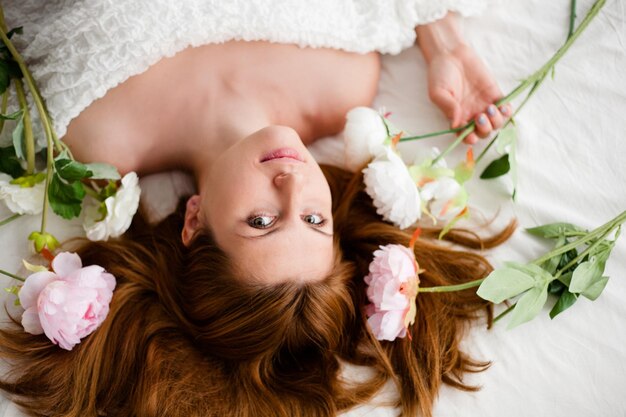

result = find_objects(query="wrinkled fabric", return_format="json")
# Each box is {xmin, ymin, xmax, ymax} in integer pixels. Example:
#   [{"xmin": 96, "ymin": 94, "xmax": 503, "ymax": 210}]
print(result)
[{"xmin": 1, "ymin": 0, "xmax": 486, "ymax": 141}]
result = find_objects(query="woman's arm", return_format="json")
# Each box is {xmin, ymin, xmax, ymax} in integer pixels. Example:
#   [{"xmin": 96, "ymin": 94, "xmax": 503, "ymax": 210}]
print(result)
[{"xmin": 415, "ymin": 13, "xmax": 511, "ymax": 144}]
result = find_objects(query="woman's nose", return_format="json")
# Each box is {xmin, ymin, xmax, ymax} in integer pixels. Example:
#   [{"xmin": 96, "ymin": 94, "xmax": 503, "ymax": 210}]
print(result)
[{"xmin": 273, "ymin": 171, "xmax": 303, "ymax": 192}]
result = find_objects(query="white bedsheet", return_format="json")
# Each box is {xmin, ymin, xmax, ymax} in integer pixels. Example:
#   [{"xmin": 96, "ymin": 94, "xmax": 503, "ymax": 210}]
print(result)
[{"xmin": 1, "ymin": 0, "xmax": 625, "ymax": 416}]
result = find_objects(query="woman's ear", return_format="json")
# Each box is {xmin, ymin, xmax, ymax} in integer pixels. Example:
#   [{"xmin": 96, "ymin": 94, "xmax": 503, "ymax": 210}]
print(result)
[{"xmin": 181, "ymin": 195, "xmax": 202, "ymax": 247}]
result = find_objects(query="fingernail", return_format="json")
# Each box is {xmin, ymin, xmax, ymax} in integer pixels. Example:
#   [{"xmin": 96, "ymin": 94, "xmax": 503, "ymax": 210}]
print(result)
[
  {"xmin": 477, "ymin": 114, "xmax": 487, "ymax": 125},
  {"xmin": 487, "ymin": 105, "xmax": 497, "ymax": 117},
  {"xmin": 499, "ymin": 105, "xmax": 509, "ymax": 115}
]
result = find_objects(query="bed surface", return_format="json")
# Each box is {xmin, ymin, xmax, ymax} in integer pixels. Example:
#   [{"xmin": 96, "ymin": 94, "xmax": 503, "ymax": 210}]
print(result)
[{"xmin": 1, "ymin": 0, "xmax": 625, "ymax": 415}]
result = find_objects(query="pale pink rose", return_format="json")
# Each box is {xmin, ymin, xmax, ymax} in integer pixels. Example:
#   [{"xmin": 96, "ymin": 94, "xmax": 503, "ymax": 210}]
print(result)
[
  {"xmin": 367, "ymin": 309, "xmax": 408, "ymax": 341},
  {"xmin": 19, "ymin": 252, "xmax": 116, "ymax": 351},
  {"xmin": 364, "ymin": 244, "xmax": 418, "ymax": 341}
]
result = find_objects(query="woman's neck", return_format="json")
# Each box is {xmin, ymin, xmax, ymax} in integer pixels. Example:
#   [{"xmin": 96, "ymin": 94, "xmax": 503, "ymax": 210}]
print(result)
[{"xmin": 183, "ymin": 91, "xmax": 275, "ymax": 180}]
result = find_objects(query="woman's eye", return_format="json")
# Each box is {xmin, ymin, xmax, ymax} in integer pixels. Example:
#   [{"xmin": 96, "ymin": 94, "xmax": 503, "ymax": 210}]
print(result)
[
  {"xmin": 302, "ymin": 213, "xmax": 325, "ymax": 226},
  {"xmin": 247, "ymin": 215, "xmax": 276, "ymax": 229}
]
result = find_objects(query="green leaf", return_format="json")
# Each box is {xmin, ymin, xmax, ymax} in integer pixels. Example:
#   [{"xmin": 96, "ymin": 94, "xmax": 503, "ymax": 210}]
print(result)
[
  {"xmin": 507, "ymin": 284, "xmax": 549, "ymax": 329},
  {"xmin": 0, "ymin": 109, "xmax": 23, "ymax": 120},
  {"xmin": 542, "ymin": 235, "xmax": 566, "ymax": 274},
  {"xmin": 548, "ymin": 278, "xmax": 567, "ymax": 295},
  {"xmin": 84, "ymin": 162, "xmax": 120, "ymax": 180},
  {"xmin": 557, "ymin": 248, "xmax": 578, "ymax": 274},
  {"xmin": 54, "ymin": 158, "xmax": 93, "ymax": 181},
  {"xmin": 549, "ymin": 290, "xmax": 578, "ymax": 319},
  {"xmin": 480, "ymin": 153, "xmax": 510, "ymax": 179},
  {"xmin": 495, "ymin": 125, "xmax": 517, "ymax": 154},
  {"xmin": 0, "ymin": 61, "xmax": 10, "ymax": 95},
  {"xmin": 454, "ymin": 161, "xmax": 474, "ymax": 185},
  {"xmin": 526, "ymin": 222, "xmax": 583, "ymax": 239},
  {"xmin": 0, "ymin": 145, "xmax": 25, "ymax": 178},
  {"xmin": 569, "ymin": 259, "xmax": 603, "ymax": 293},
  {"xmin": 12, "ymin": 114, "xmax": 25, "ymax": 161},
  {"xmin": 6, "ymin": 61, "xmax": 21, "ymax": 79},
  {"xmin": 6, "ymin": 27, "xmax": 24, "ymax": 39},
  {"xmin": 504, "ymin": 262, "xmax": 554, "ymax": 285},
  {"xmin": 582, "ymin": 276, "xmax": 609, "ymax": 301},
  {"xmin": 4, "ymin": 286, "xmax": 21, "ymax": 306},
  {"xmin": 557, "ymin": 271, "xmax": 573, "ymax": 287},
  {"xmin": 48, "ymin": 173, "xmax": 86, "ymax": 219},
  {"xmin": 477, "ymin": 267, "xmax": 536, "ymax": 304}
]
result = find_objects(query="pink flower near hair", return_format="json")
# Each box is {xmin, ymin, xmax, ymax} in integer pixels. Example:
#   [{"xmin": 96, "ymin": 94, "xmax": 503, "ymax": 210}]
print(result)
[
  {"xmin": 364, "ymin": 244, "xmax": 419, "ymax": 341},
  {"xmin": 19, "ymin": 252, "xmax": 116, "ymax": 351}
]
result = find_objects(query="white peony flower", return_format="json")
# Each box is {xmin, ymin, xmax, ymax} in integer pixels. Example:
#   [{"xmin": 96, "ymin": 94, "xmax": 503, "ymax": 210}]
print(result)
[
  {"xmin": 83, "ymin": 172, "xmax": 141, "ymax": 241},
  {"xmin": 0, "ymin": 173, "xmax": 44, "ymax": 215},
  {"xmin": 343, "ymin": 107, "xmax": 389, "ymax": 172},
  {"xmin": 363, "ymin": 147, "xmax": 421, "ymax": 229},
  {"xmin": 420, "ymin": 176, "xmax": 466, "ymax": 221}
]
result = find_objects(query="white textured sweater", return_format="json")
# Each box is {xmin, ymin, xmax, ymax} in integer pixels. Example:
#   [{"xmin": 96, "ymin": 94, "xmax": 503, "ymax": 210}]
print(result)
[{"xmin": 3, "ymin": 0, "xmax": 485, "ymax": 142}]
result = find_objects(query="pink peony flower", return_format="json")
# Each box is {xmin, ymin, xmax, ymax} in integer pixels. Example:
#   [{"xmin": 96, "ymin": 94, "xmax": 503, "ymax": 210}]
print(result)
[
  {"xmin": 364, "ymin": 244, "xmax": 419, "ymax": 341},
  {"xmin": 18, "ymin": 252, "xmax": 116, "ymax": 350}
]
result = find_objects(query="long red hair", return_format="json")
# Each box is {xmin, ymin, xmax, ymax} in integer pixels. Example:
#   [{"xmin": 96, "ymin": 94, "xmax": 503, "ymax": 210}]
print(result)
[{"xmin": 0, "ymin": 165, "xmax": 513, "ymax": 417}]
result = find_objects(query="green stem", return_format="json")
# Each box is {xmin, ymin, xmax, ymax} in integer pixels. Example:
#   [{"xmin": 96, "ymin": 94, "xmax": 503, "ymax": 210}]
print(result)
[
  {"xmin": 569, "ymin": 0, "xmax": 578, "ymax": 39},
  {"xmin": 13, "ymin": 79, "xmax": 35, "ymax": 174},
  {"xmin": 0, "ymin": 87, "xmax": 8, "ymax": 135},
  {"xmin": 532, "ymin": 210, "xmax": 626, "ymax": 266},
  {"xmin": 0, "ymin": 213, "xmax": 21, "ymax": 227},
  {"xmin": 553, "ymin": 226, "xmax": 615, "ymax": 279},
  {"xmin": 431, "ymin": 123, "xmax": 475, "ymax": 165},
  {"xmin": 83, "ymin": 184, "xmax": 100, "ymax": 200},
  {"xmin": 0, "ymin": 15, "xmax": 63, "ymax": 155},
  {"xmin": 40, "ymin": 136, "xmax": 54, "ymax": 235},
  {"xmin": 0, "ymin": 268, "xmax": 25, "ymax": 282},
  {"xmin": 399, "ymin": 126, "xmax": 465, "ymax": 142},
  {"xmin": 496, "ymin": 0, "xmax": 605, "ymax": 107},
  {"xmin": 493, "ymin": 303, "xmax": 516, "ymax": 323},
  {"xmin": 419, "ymin": 278, "xmax": 484, "ymax": 293}
]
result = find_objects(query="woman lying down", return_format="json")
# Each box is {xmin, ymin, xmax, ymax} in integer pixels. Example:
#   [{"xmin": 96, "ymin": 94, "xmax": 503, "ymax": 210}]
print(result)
[{"xmin": 0, "ymin": 1, "xmax": 514, "ymax": 416}]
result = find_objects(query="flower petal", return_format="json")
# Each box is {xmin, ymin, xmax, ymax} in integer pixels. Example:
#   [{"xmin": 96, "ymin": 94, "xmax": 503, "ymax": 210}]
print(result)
[
  {"xmin": 52, "ymin": 252, "xmax": 83, "ymax": 277},
  {"xmin": 19, "ymin": 270, "xmax": 58, "ymax": 310},
  {"xmin": 21, "ymin": 307, "xmax": 44, "ymax": 335}
]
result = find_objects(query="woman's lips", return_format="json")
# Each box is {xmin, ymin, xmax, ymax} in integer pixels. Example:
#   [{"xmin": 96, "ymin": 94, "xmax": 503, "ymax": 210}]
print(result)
[{"xmin": 260, "ymin": 147, "xmax": 304, "ymax": 163}]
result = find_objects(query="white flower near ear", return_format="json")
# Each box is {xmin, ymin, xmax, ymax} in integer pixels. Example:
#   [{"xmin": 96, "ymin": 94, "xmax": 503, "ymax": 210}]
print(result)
[
  {"xmin": 409, "ymin": 147, "xmax": 470, "ymax": 222},
  {"xmin": 83, "ymin": 172, "xmax": 141, "ymax": 241},
  {"xmin": 420, "ymin": 176, "xmax": 467, "ymax": 221},
  {"xmin": 0, "ymin": 173, "xmax": 44, "ymax": 215},
  {"xmin": 343, "ymin": 107, "xmax": 389, "ymax": 172},
  {"xmin": 363, "ymin": 147, "xmax": 421, "ymax": 229}
]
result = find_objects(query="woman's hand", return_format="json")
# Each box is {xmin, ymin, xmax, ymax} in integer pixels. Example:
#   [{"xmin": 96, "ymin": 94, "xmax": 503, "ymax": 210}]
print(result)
[{"xmin": 416, "ymin": 13, "xmax": 512, "ymax": 144}]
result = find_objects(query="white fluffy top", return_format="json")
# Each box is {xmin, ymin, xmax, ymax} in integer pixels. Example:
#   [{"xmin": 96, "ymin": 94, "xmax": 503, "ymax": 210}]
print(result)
[{"xmin": 2, "ymin": 0, "xmax": 485, "ymax": 140}]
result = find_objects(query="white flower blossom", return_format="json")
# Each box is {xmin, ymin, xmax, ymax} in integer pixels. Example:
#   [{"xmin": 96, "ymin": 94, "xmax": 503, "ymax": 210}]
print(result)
[
  {"xmin": 409, "ymin": 147, "xmax": 468, "ymax": 221},
  {"xmin": 343, "ymin": 107, "xmax": 388, "ymax": 172},
  {"xmin": 83, "ymin": 172, "xmax": 141, "ymax": 241},
  {"xmin": 420, "ymin": 176, "xmax": 466, "ymax": 220},
  {"xmin": 0, "ymin": 173, "xmax": 44, "ymax": 215},
  {"xmin": 363, "ymin": 147, "xmax": 421, "ymax": 229}
]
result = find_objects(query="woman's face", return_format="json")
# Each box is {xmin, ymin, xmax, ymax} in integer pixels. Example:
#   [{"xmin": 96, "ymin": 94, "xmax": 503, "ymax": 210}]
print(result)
[{"xmin": 195, "ymin": 126, "xmax": 334, "ymax": 284}]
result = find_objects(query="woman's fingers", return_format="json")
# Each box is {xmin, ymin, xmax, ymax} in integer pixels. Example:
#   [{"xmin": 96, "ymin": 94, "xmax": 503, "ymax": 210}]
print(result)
[
  {"xmin": 462, "ymin": 102, "xmax": 513, "ymax": 144},
  {"xmin": 486, "ymin": 104, "xmax": 504, "ymax": 129},
  {"xmin": 474, "ymin": 113, "xmax": 493, "ymax": 138},
  {"xmin": 499, "ymin": 103, "xmax": 512, "ymax": 119},
  {"xmin": 464, "ymin": 132, "xmax": 479, "ymax": 145},
  {"xmin": 430, "ymin": 86, "xmax": 463, "ymax": 128}
]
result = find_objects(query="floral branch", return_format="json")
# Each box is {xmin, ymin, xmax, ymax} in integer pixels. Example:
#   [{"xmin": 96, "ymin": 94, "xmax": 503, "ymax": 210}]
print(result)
[
  {"xmin": 399, "ymin": 0, "xmax": 605, "ymax": 172},
  {"xmin": 0, "ymin": 268, "xmax": 24, "ymax": 282}
]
